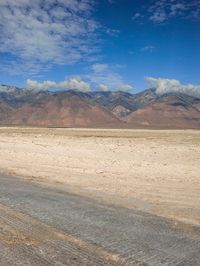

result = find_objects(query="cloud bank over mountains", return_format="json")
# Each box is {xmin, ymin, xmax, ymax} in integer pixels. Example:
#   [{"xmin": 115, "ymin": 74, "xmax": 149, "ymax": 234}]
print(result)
[
  {"xmin": 146, "ymin": 77, "xmax": 200, "ymax": 98},
  {"xmin": 25, "ymin": 76, "xmax": 200, "ymax": 98},
  {"xmin": 0, "ymin": 76, "xmax": 199, "ymax": 99},
  {"xmin": 27, "ymin": 78, "xmax": 91, "ymax": 92},
  {"xmin": 26, "ymin": 62, "xmax": 134, "ymax": 92}
]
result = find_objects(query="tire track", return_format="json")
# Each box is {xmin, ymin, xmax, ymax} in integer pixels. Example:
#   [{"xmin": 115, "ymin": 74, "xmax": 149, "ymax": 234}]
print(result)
[
  {"xmin": 0, "ymin": 203, "xmax": 138, "ymax": 266},
  {"xmin": 0, "ymin": 175, "xmax": 200, "ymax": 265}
]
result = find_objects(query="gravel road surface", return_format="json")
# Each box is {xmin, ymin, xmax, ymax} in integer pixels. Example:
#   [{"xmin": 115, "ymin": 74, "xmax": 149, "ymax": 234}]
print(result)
[{"xmin": 0, "ymin": 175, "xmax": 200, "ymax": 266}]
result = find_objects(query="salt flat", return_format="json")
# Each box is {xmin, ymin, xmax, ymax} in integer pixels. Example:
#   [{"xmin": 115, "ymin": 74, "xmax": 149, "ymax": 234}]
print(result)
[{"xmin": 0, "ymin": 127, "xmax": 199, "ymax": 225}]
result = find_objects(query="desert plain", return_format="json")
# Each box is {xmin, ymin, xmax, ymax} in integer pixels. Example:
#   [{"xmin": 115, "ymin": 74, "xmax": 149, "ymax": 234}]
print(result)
[
  {"xmin": 0, "ymin": 127, "xmax": 199, "ymax": 226},
  {"xmin": 1, "ymin": 127, "xmax": 200, "ymax": 265}
]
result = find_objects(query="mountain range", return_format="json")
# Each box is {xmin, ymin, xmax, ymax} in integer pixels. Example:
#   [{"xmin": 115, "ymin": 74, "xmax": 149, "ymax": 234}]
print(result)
[{"xmin": 0, "ymin": 85, "xmax": 200, "ymax": 129}]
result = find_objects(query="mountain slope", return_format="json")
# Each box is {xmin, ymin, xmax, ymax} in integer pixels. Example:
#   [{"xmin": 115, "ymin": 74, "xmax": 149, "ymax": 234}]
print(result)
[
  {"xmin": 0, "ymin": 85, "xmax": 199, "ymax": 129},
  {"xmin": 2, "ymin": 91, "xmax": 123, "ymax": 128},
  {"xmin": 90, "ymin": 89, "xmax": 157, "ymax": 118},
  {"xmin": 124, "ymin": 93, "xmax": 200, "ymax": 128}
]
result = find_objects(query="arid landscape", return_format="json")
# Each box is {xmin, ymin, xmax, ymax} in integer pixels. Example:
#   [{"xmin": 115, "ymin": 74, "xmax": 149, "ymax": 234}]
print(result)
[
  {"xmin": 0, "ymin": 86, "xmax": 200, "ymax": 129},
  {"xmin": 0, "ymin": 127, "xmax": 199, "ymax": 225},
  {"xmin": 1, "ymin": 0, "xmax": 200, "ymax": 264},
  {"xmin": 0, "ymin": 127, "xmax": 200, "ymax": 265},
  {"xmin": 1, "ymin": 87, "xmax": 199, "ymax": 265}
]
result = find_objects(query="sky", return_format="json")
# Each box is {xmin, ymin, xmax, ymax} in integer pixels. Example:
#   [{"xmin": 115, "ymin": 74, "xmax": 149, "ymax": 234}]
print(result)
[{"xmin": 0, "ymin": 0, "xmax": 200, "ymax": 94}]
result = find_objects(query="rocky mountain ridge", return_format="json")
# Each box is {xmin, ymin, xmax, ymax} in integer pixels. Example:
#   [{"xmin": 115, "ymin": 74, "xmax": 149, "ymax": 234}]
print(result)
[{"xmin": 0, "ymin": 85, "xmax": 199, "ymax": 128}]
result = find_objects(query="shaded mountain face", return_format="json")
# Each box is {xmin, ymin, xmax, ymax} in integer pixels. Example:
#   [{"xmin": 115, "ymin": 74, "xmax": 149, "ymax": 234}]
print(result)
[
  {"xmin": 124, "ymin": 93, "xmax": 200, "ymax": 129},
  {"xmin": 90, "ymin": 89, "xmax": 157, "ymax": 118},
  {"xmin": 0, "ymin": 85, "xmax": 199, "ymax": 129},
  {"xmin": 0, "ymin": 88, "xmax": 123, "ymax": 128}
]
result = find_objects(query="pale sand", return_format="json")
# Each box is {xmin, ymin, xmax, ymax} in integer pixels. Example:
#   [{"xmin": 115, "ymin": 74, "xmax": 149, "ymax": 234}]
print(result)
[{"xmin": 0, "ymin": 127, "xmax": 199, "ymax": 226}]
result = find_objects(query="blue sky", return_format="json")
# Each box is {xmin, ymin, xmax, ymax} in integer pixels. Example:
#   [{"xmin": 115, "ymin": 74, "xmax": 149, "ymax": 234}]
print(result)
[{"xmin": 0, "ymin": 0, "xmax": 200, "ymax": 93}]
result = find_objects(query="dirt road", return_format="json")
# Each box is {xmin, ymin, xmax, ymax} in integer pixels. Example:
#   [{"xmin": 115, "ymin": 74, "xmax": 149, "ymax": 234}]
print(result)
[
  {"xmin": 0, "ymin": 175, "xmax": 200, "ymax": 266},
  {"xmin": 0, "ymin": 128, "xmax": 200, "ymax": 226}
]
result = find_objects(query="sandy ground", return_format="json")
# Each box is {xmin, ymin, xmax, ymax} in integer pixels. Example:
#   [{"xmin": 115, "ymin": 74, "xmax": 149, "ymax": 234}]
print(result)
[{"xmin": 0, "ymin": 127, "xmax": 199, "ymax": 226}]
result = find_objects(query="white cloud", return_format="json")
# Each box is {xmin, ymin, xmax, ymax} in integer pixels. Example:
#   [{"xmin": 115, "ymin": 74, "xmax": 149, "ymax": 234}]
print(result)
[
  {"xmin": 150, "ymin": 11, "xmax": 167, "ymax": 23},
  {"xmin": 0, "ymin": 0, "xmax": 98, "ymax": 74},
  {"xmin": 141, "ymin": 46, "xmax": 156, "ymax": 52},
  {"xmin": 87, "ymin": 63, "xmax": 134, "ymax": 91},
  {"xmin": 105, "ymin": 28, "xmax": 120, "ymax": 37},
  {"xmin": 132, "ymin": 13, "xmax": 142, "ymax": 20},
  {"xmin": 59, "ymin": 78, "xmax": 91, "ymax": 92},
  {"xmin": 118, "ymin": 84, "xmax": 133, "ymax": 92},
  {"xmin": 26, "ymin": 62, "xmax": 134, "ymax": 93},
  {"xmin": 90, "ymin": 64, "xmax": 109, "ymax": 73},
  {"xmin": 133, "ymin": 0, "xmax": 200, "ymax": 23},
  {"xmin": 26, "ymin": 78, "xmax": 91, "ymax": 92},
  {"xmin": 27, "ymin": 79, "xmax": 56, "ymax": 91},
  {"xmin": 145, "ymin": 77, "xmax": 200, "ymax": 98},
  {"xmin": 96, "ymin": 84, "xmax": 109, "ymax": 91}
]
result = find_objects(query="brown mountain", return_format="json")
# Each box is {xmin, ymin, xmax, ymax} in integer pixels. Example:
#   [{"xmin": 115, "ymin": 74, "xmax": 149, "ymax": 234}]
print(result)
[
  {"xmin": 0, "ymin": 85, "xmax": 199, "ymax": 129},
  {"xmin": 0, "ymin": 101, "xmax": 14, "ymax": 121},
  {"xmin": 2, "ymin": 91, "xmax": 123, "ymax": 128},
  {"xmin": 123, "ymin": 94, "xmax": 200, "ymax": 129},
  {"xmin": 89, "ymin": 89, "xmax": 157, "ymax": 118}
]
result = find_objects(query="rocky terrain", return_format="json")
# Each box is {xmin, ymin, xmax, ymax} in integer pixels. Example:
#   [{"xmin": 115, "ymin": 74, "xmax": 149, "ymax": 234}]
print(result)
[{"xmin": 0, "ymin": 85, "xmax": 200, "ymax": 128}]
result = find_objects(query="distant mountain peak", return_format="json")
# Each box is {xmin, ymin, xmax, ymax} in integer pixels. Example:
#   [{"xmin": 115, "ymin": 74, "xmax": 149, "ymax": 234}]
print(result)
[
  {"xmin": 0, "ymin": 84, "xmax": 19, "ymax": 92},
  {"xmin": 0, "ymin": 85, "xmax": 199, "ymax": 129}
]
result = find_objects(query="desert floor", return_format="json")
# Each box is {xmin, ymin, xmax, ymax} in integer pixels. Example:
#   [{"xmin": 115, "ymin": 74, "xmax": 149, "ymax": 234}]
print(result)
[{"xmin": 0, "ymin": 127, "xmax": 199, "ymax": 226}]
